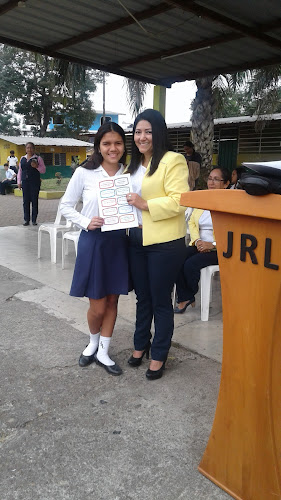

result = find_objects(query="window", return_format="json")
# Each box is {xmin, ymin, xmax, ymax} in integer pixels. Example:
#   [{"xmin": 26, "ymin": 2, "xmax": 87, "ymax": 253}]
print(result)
[
  {"xmin": 39, "ymin": 152, "xmax": 53, "ymax": 165},
  {"xmin": 100, "ymin": 116, "xmax": 112, "ymax": 126},
  {"xmin": 54, "ymin": 153, "xmax": 66, "ymax": 166},
  {"xmin": 53, "ymin": 115, "xmax": 65, "ymax": 125}
]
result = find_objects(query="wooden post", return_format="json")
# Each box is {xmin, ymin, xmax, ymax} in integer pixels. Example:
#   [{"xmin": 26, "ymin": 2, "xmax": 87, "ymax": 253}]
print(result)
[{"xmin": 180, "ymin": 189, "xmax": 281, "ymax": 500}]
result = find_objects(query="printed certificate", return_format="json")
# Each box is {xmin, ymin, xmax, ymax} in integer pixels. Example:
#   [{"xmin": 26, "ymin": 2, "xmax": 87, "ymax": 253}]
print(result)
[{"xmin": 97, "ymin": 173, "xmax": 139, "ymax": 232}]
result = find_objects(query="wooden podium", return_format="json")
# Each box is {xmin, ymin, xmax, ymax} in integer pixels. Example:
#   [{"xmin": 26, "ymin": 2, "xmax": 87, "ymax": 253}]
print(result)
[{"xmin": 180, "ymin": 190, "xmax": 281, "ymax": 500}]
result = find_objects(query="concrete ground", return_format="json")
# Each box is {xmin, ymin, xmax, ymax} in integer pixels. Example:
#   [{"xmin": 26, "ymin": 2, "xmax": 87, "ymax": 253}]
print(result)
[{"xmin": 0, "ymin": 193, "xmax": 229, "ymax": 500}]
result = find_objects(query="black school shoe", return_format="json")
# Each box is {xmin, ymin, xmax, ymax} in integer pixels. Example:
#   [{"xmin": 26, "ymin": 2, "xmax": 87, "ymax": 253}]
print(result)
[
  {"xmin": 94, "ymin": 353, "xmax": 123, "ymax": 376},
  {"xmin": 78, "ymin": 351, "xmax": 97, "ymax": 367}
]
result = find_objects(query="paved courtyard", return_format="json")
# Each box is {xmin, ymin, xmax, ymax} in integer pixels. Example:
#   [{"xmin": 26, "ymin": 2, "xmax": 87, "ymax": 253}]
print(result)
[{"xmin": 0, "ymin": 192, "xmax": 228, "ymax": 500}]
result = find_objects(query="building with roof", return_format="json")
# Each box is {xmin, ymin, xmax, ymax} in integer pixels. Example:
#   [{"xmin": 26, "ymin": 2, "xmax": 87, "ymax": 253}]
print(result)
[
  {"xmin": 122, "ymin": 114, "xmax": 281, "ymax": 170},
  {"xmin": 168, "ymin": 114, "xmax": 281, "ymax": 170},
  {"xmin": 0, "ymin": 135, "xmax": 93, "ymax": 178},
  {"xmin": 47, "ymin": 110, "xmax": 125, "ymax": 134},
  {"xmin": 88, "ymin": 110, "xmax": 126, "ymax": 132}
]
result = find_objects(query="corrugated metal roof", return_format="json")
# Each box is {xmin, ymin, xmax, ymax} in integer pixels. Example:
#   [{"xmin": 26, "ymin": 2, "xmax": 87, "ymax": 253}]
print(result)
[
  {"xmin": 167, "ymin": 113, "xmax": 281, "ymax": 129},
  {"xmin": 0, "ymin": 135, "xmax": 92, "ymax": 147},
  {"xmin": 0, "ymin": 0, "xmax": 280, "ymax": 86}
]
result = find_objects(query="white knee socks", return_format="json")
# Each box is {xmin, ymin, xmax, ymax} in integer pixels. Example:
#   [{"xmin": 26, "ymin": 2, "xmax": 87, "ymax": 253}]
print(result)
[
  {"xmin": 96, "ymin": 336, "xmax": 114, "ymax": 366},
  {"xmin": 83, "ymin": 332, "xmax": 100, "ymax": 356}
]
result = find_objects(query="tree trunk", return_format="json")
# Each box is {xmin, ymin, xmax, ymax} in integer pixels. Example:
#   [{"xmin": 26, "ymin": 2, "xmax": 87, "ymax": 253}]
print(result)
[{"xmin": 191, "ymin": 77, "xmax": 215, "ymax": 178}]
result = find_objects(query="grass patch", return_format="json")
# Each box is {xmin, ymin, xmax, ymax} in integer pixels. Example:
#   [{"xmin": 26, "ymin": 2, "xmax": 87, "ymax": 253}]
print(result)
[{"xmin": 41, "ymin": 178, "xmax": 70, "ymax": 191}]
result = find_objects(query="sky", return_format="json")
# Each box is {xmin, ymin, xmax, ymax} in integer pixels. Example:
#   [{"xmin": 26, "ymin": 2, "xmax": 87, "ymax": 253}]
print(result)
[{"xmin": 92, "ymin": 74, "xmax": 196, "ymax": 127}]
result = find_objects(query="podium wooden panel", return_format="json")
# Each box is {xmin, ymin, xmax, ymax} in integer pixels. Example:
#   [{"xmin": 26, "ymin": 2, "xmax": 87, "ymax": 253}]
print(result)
[{"xmin": 180, "ymin": 190, "xmax": 281, "ymax": 500}]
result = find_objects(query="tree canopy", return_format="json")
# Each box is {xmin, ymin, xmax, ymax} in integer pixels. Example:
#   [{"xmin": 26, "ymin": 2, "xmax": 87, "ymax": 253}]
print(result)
[{"xmin": 0, "ymin": 45, "xmax": 103, "ymax": 137}]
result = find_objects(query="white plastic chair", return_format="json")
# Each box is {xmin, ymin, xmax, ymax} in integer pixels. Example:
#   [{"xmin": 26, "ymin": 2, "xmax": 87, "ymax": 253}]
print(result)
[
  {"xmin": 38, "ymin": 203, "xmax": 73, "ymax": 263},
  {"xmin": 61, "ymin": 230, "xmax": 81, "ymax": 269},
  {"xmin": 200, "ymin": 265, "xmax": 220, "ymax": 321}
]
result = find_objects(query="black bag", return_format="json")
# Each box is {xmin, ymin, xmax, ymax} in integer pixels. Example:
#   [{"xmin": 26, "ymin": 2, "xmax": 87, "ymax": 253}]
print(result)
[{"xmin": 238, "ymin": 172, "xmax": 281, "ymax": 196}]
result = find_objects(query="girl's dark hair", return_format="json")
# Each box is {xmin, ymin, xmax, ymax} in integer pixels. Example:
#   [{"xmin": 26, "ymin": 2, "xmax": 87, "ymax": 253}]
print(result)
[
  {"xmin": 211, "ymin": 166, "xmax": 231, "ymax": 184},
  {"xmin": 127, "ymin": 109, "xmax": 173, "ymax": 176},
  {"xmin": 82, "ymin": 122, "xmax": 127, "ymax": 170}
]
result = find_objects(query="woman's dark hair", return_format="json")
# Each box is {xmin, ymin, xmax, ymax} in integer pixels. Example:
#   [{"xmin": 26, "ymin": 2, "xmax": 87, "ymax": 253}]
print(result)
[
  {"xmin": 82, "ymin": 122, "xmax": 127, "ymax": 170},
  {"xmin": 211, "ymin": 166, "xmax": 231, "ymax": 184},
  {"xmin": 127, "ymin": 109, "xmax": 173, "ymax": 176},
  {"xmin": 232, "ymin": 166, "xmax": 246, "ymax": 181},
  {"xmin": 25, "ymin": 142, "xmax": 35, "ymax": 149}
]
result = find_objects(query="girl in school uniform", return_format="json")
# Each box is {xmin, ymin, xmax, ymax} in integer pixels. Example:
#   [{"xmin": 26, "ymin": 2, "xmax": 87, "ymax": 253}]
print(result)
[{"xmin": 60, "ymin": 122, "xmax": 129, "ymax": 376}]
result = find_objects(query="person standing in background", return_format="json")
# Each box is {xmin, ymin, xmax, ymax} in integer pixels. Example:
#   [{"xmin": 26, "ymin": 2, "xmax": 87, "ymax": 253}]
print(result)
[
  {"xmin": 183, "ymin": 141, "xmax": 201, "ymax": 191},
  {"xmin": 183, "ymin": 140, "xmax": 202, "ymax": 165},
  {"xmin": 7, "ymin": 150, "xmax": 19, "ymax": 174},
  {"xmin": 17, "ymin": 142, "xmax": 46, "ymax": 226}
]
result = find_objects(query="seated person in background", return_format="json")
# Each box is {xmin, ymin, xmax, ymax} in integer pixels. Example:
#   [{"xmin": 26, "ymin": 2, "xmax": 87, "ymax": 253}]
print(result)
[
  {"xmin": 183, "ymin": 141, "xmax": 202, "ymax": 190},
  {"xmin": 230, "ymin": 166, "xmax": 246, "ymax": 189},
  {"xmin": 174, "ymin": 167, "xmax": 230, "ymax": 314},
  {"xmin": 0, "ymin": 163, "xmax": 17, "ymax": 195},
  {"xmin": 7, "ymin": 150, "xmax": 19, "ymax": 174}
]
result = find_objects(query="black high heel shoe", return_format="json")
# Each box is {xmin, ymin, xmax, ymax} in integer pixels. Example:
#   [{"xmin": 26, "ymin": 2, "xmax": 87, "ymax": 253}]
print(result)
[
  {"xmin": 146, "ymin": 361, "xmax": 166, "ymax": 381},
  {"xmin": 128, "ymin": 343, "xmax": 151, "ymax": 367},
  {"xmin": 174, "ymin": 299, "xmax": 195, "ymax": 314}
]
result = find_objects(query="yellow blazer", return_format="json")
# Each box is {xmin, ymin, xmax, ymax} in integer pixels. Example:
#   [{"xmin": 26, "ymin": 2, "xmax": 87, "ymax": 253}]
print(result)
[
  {"xmin": 141, "ymin": 151, "xmax": 189, "ymax": 246},
  {"xmin": 188, "ymin": 208, "xmax": 215, "ymax": 246}
]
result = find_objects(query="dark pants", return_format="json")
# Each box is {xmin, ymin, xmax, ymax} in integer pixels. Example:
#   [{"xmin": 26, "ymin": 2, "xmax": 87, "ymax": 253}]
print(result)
[
  {"xmin": 129, "ymin": 228, "xmax": 186, "ymax": 361},
  {"xmin": 176, "ymin": 246, "xmax": 218, "ymax": 303},
  {"xmin": 22, "ymin": 180, "xmax": 40, "ymax": 223},
  {"xmin": 0, "ymin": 180, "xmax": 16, "ymax": 195}
]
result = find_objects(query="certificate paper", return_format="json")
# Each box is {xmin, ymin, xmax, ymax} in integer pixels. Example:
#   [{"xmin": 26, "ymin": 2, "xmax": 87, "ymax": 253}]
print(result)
[{"xmin": 97, "ymin": 173, "xmax": 139, "ymax": 232}]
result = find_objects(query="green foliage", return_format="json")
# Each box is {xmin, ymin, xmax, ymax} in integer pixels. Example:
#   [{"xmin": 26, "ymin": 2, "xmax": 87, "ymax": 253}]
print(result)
[
  {"xmin": 0, "ymin": 44, "xmax": 103, "ymax": 137},
  {"xmin": 190, "ymin": 67, "xmax": 281, "ymax": 120},
  {"xmin": 0, "ymin": 113, "xmax": 20, "ymax": 135},
  {"xmin": 195, "ymin": 67, "xmax": 281, "ymax": 119}
]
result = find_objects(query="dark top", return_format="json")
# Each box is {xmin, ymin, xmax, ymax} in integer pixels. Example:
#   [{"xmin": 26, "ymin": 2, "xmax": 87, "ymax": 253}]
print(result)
[
  {"xmin": 185, "ymin": 151, "xmax": 202, "ymax": 165},
  {"xmin": 20, "ymin": 156, "xmax": 41, "ymax": 184}
]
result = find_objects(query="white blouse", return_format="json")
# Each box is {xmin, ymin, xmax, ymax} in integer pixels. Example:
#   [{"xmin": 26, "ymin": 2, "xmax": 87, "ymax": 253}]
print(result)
[
  {"xmin": 199, "ymin": 210, "xmax": 213, "ymax": 242},
  {"xmin": 60, "ymin": 164, "xmax": 124, "ymax": 230},
  {"xmin": 130, "ymin": 164, "xmax": 147, "ymax": 225}
]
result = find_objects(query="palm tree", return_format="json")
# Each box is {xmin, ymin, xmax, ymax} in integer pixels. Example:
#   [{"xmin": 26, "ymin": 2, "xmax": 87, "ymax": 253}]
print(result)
[
  {"xmin": 125, "ymin": 79, "xmax": 149, "ymax": 118},
  {"xmin": 125, "ymin": 65, "xmax": 281, "ymax": 173},
  {"xmin": 190, "ymin": 76, "xmax": 215, "ymax": 173},
  {"xmin": 191, "ymin": 66, "xmax": 281, "ymax": 173}
]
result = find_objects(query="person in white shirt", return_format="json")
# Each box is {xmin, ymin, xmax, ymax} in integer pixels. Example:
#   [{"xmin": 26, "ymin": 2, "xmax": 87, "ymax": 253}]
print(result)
[
  {"xmin": 0, "ymin": 163, "xmax": 17, "ymax": 195},
  {"xmin": 60, "ymin": 122, "xmax": 130, "ymax": 376},
  {"xmin": 7, "ymin": 150, "xmax": 19, "ymax": 173},
  {"xmin": 174, "ymin": 167, "xmax": 230, "ymax": 314}
]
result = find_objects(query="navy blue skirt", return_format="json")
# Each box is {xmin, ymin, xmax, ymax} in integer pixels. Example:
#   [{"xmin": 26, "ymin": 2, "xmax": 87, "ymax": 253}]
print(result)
[{"xmin": 70, "ymin": 229, "xmax": 130, "ymax": 299}]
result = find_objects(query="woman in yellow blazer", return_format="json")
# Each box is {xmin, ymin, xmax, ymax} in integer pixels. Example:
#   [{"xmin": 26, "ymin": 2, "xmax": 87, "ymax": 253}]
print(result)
[
  {"xmin": 125, "ymin": 109, "xmax": 189, "ymax": 380},
  {"xmin": 174, "ymin": 167, "xmax": 230, "ymax": 314}
]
